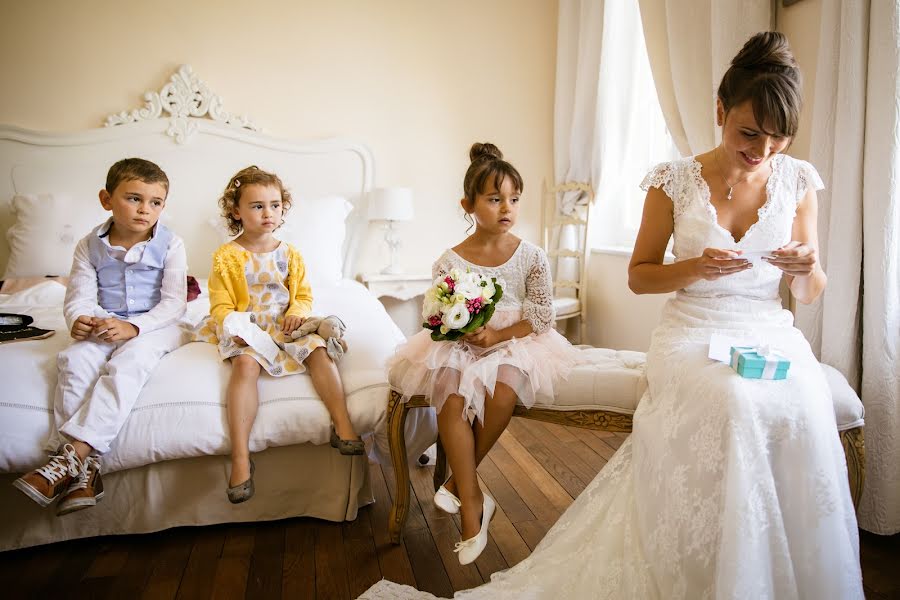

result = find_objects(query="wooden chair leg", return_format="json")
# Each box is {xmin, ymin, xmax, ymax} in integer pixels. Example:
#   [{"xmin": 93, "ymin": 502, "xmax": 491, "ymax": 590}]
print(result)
[
  {"xmin": 841, "ymin": 426, "xmax": 866, "ymax": 511},
  {"xmin": 387, "ymin": 389, "xmax": 412, "ymax": 544},
  {"xmin": 432, "ymin": 436, "xmax": 447, "ymax": 491}
]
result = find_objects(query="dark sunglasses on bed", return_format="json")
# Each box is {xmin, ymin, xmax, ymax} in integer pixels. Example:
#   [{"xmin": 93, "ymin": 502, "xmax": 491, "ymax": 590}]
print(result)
[{"xmin": 0, "ymin": 313, "xmax": 34, "ymax": 332}]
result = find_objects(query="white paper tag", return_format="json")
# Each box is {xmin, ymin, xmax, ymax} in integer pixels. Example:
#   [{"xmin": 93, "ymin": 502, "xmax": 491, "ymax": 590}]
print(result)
[{"xmin": 708, "ymin": 332, "xmax": 759, "ymax": 363}]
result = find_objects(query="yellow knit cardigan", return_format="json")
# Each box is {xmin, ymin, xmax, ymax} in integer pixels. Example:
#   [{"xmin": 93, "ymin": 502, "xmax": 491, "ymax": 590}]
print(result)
[{"xmin": 208, "ymin": 242, "xmax": 313, "ymax": 326}]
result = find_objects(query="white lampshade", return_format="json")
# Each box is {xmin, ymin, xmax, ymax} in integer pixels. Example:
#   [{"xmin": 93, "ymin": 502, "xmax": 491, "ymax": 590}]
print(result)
[{"xmin": 368, "ymin": 187, "xmax": 414, "ymax": 222}]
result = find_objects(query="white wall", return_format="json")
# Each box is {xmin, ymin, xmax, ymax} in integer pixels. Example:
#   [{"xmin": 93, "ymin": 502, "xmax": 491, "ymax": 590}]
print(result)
[{"xmin": 0, "ymin": 0, "xmax": 558, "ymax": 277}]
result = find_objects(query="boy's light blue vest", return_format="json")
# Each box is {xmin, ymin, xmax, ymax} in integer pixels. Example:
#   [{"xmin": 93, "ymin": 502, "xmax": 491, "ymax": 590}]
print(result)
[{"xmin": 87, "ymin": 222, "xmax": 173, "ymax": 318}]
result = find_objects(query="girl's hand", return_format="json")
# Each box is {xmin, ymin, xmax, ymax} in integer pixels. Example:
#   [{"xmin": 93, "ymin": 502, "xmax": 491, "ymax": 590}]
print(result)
[
  {"xmin": 94, "ymin": 317, "xmax": 138, "ymax": 343},
  {"xmin": 763, "ymin": 241, "xmax": 818, "ymax": 277},
  {"xmin": 70, "ymin": 315, "xmax": 94, "ymax": 340},
  {"xmin": 693, "ymin": 248, "xmax": 751, "ymax": 281},
  {"xmin": 463, "ymin": 326, "xmax": 501, "ymax": 348},
  {"xmin": 282, "ymin": 315, "xmax": 305, "ymax": 335}
]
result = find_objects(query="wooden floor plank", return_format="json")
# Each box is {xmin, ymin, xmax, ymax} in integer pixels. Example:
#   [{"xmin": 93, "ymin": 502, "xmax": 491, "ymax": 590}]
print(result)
[
  {"xmin": 569, "ymin": 427, "xmax": 618, "ymax": 461},
  {"xmin": 486, "ymin": 441, "xmax": 562, "ymax": 525},
  {"xmin": 282, "ymin": 519, "xmax": 316, "ymax": 600},
  {"xmin": 210, "ymin": 524, "xmax": 256, "ymax": 600},
  {"xmin": 498, "ymin": 429, "xmax": 575, "ymax": 510},
  {"xmin": 246, "ymin": 521, "xmax": 285, "ymax": 600},
  {"xmin": 524, "ymin": 419, "xmax": 605, "ymax": 482},
  {"xmin": 175, "ymin": 525, "xmax": 227, "ymax": 600},
  {"xmin": 342, "ymin": 508, "xmax": 383, "ymax": 598},
  {"xmin": 368, "ymin": 462, "xmax": 417, "ymax": 588},
  {"xmin": 141, "ymin": 527, "xmax": 197, "ymax": 600},
  {"xmin": 476, "ymin": 454, "xmax": 535, "ymax": 524},
  {"xmin": 507, "ymin": 419, "xmax": 590, "ymax": 496},
  {"xmin": 314, "ymin": 520, "xmax": 350, "ymax": 600}
]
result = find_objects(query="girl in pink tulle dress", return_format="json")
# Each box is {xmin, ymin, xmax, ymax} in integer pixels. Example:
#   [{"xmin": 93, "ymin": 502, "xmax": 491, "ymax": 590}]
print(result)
[{"xmin": 388, "ymin": 142, "xmax": 583, "ymax": 566}]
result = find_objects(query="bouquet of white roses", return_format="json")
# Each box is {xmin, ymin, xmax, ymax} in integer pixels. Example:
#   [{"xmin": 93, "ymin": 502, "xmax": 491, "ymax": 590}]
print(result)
[{"xmin": 422, "ymin": 268, "xmax": 504, "ymax": 341}]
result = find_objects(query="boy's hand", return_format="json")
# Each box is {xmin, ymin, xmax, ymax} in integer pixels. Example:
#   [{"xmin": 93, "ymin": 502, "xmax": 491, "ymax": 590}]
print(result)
[
  {"xmin": 282, "ymin": 315, "xmax": 305, "ymax": 336},
  {"xmin": 93, "ymin": 318, "xmax": 138, "ymax": 343},
  {"xmin": 70, "ymin": 315, "xmax": 95, "ymax": 340}
]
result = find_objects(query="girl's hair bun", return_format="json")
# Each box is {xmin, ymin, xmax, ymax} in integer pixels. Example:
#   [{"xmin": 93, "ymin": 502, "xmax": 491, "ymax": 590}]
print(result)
[
  {"xmin": 731, "ymin": 31, "xmax": 797, "ymax": 72},
  {"xmin": 469, "ymin": 142, "xmax": 503, "ymax": 163}
]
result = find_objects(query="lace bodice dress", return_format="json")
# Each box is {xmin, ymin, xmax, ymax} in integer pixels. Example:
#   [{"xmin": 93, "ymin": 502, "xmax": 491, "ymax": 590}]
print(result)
[
  {"xmin": 361, "ymin": 155, "xmax": 863, "ymax": 600},
  {"xmin": 388, "ymin": 240, "xmax": 582, "ymax": 427}
]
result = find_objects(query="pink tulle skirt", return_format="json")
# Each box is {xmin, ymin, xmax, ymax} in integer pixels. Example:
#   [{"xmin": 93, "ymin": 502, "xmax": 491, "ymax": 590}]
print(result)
[{"xmin": 388, "ymin": 310, "xmax": 584, "ymax": 424}]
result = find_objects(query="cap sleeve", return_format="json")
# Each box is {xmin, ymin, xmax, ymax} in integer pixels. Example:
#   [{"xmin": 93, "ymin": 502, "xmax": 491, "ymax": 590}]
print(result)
[{"xmin": 796, "ymin": 159, "xmax": 825, "ymax": 204}]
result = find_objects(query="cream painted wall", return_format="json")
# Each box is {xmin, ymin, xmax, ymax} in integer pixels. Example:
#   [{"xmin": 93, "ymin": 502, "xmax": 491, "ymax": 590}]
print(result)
[{"xmin": 0, "ymin": 0, "xmax": 557, "ymax": 277}]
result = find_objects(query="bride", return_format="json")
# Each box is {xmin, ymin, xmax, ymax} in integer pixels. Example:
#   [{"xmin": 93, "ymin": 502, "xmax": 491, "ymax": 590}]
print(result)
[{"xmin": 361, "ymin": 32, "xmax": 864, "ymax": 599}]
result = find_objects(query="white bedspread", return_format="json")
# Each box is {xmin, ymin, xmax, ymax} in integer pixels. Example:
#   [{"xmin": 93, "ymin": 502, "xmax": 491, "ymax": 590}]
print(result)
[{"xmin": 0, "ymin": 279, "xmax": 407, "ymax": 474}]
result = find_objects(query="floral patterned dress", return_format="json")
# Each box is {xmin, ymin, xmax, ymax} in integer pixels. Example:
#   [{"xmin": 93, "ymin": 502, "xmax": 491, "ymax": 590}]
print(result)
[{"xmin": 194, "ymin": 242, "xmax": 325, "ymax": 375}]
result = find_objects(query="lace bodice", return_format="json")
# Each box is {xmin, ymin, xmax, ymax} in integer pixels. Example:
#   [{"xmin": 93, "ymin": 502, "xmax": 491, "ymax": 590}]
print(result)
[
  {"xmin": 641, "ymin": 154, "xmax": 824, "ymax": 301},
  {"xmin": 432, "ymin": 240, "xmax": 555, "ymax": 334}
]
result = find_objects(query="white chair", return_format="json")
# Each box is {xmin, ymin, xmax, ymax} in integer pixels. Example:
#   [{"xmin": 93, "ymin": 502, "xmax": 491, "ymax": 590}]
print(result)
[{"xmin": 542, "ymin": 181, "xmax": 593, "ymax": 344}]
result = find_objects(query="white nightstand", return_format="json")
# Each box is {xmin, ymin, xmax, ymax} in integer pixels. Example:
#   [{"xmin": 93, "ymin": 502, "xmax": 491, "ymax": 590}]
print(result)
[
  {"xmin": 358, "ymin": 273, "xmax": 433, "ymax": 301},
  {"xmin": 359, "ymin": 273, "xmax": 433, "ymax": 336}
]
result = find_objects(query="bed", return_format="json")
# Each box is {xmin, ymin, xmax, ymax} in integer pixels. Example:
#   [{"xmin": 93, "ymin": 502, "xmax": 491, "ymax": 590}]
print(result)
[{"xmin": 0, "ymin": 66, "xmax": 435, "ymax": 551}]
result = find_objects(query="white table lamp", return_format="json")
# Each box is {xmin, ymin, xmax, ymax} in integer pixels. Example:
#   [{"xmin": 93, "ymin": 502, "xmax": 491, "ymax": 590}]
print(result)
[{"xmin": 368, "ymin": 187, "xmax": 414, "ymax": 275}]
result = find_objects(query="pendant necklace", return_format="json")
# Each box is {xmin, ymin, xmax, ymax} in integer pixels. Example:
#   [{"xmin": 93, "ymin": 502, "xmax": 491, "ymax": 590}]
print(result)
[{"xmin": 715, "ymin": 149, "xmax": 752, "ymax": 200}]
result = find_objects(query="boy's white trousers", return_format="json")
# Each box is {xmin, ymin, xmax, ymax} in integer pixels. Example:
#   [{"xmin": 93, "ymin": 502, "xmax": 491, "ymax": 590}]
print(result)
[{"xmin": 46, "ymin": 324, "xmax": 184, "ymax": 455}]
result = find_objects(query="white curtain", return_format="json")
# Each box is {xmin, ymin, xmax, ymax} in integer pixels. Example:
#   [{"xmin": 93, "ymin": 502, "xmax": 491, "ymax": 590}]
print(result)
[
  {"xmin": 797, "ymin": 0, "xmax": 900, "ymax": 535},
  {"xmin": 637, "ymin": 0, "xmax": 771, "ymax": 156},
  {"xmin": 554, "ymin": 0, "xmax": 605, "ymax": 215}
]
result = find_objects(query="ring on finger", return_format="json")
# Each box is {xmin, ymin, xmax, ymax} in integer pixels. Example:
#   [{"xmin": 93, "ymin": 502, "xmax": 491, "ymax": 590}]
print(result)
[{"xmin": 717, "ymin": 267, "xmax": 722, "ymax": 274}]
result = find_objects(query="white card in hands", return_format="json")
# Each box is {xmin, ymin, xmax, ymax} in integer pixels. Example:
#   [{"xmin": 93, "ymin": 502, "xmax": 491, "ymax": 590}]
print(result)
[{"xmin": 738, "ymin": 250, "xmax": 778, "ymax": 265}]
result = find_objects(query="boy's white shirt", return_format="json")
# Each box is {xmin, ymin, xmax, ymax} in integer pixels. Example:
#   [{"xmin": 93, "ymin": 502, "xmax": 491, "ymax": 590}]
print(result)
[{"xmin": 63, "ymin": 219, "xmax": 188, "ymax": 335}]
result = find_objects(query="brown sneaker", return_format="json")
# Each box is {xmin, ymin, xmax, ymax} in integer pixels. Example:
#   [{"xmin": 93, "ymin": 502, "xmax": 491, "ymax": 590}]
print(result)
[
  {"xmin": 12, "ymin": 444, "xmax": 83, "ymax": 507},
  {"xmin": 56, "ymin": 455, "xmax": 104, "ymax": 516}
]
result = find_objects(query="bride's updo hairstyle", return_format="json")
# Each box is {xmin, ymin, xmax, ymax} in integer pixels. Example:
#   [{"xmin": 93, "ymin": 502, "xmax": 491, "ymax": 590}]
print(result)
[
  {"xmin": 717, "ymin": 31, "xmax": 802, "ymax": 138},
  {"xmin": 462, "ymin": 142, "xmax": 524, "ymax": 203}
]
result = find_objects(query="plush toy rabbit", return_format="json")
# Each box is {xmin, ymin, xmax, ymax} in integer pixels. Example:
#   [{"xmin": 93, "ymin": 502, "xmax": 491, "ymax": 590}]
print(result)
[{"xmin": 290, "ymin": 315, "xmax": 348, "ymax": 361}]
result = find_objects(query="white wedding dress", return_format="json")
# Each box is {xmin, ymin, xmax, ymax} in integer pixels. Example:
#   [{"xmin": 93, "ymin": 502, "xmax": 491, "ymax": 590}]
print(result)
[{"xmin": 361, "ymin": 154, "xmax": 864, "ymax": 600}]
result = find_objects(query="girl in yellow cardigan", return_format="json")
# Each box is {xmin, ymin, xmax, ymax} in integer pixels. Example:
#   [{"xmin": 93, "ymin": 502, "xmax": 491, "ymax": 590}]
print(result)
[{"xmin": 195, "ymin": 166, "xmax": 363, "ymax": 504}]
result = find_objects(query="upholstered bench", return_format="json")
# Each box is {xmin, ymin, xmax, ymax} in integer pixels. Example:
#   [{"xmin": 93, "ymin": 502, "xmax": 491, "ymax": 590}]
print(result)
[{"xmin": 385, "ymin": 348, "xmax": 866, "ymax": 543}]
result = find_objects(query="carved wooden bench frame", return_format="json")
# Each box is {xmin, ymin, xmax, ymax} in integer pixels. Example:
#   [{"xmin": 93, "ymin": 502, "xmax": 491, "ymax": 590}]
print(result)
[{"xmin": 385, "ymin": 388, "xmax": 865, "ymax": 544}]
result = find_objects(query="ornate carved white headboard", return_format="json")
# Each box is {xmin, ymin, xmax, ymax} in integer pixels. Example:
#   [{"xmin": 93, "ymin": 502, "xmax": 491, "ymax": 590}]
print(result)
[{"xmin": 0, "ymin": 65, "xmax": 374, "ymax": 278}]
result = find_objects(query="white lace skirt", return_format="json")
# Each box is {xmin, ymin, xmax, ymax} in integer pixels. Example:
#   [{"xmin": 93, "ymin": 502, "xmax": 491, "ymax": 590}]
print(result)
[{"xmin": 388, "ymin": 310, "xmax": 583, "ymax": 424}]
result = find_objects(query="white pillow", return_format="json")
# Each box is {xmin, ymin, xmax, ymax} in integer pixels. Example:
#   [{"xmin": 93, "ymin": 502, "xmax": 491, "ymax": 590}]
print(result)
[
  {"xmin": 4, "ymin": 193, "xmax": 108, "ymax": 278},
  {"xmin": 208, "ymin": 195, "xmax": 353, "ymax": 285}
]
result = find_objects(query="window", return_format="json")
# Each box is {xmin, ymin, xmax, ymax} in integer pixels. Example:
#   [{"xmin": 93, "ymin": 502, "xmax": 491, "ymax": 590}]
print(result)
[{"xmin": 589, "ymin": 0, "xmax": 680, "ymax": 249}]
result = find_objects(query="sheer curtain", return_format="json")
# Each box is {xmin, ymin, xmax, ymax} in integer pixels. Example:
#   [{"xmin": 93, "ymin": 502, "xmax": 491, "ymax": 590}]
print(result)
[
  {"xmin": 796, "ymin": 0, "xmax": 900, "ymax": 535},
  {"xmin": 637, "ymin": 0, "xmax": 771, "ymax": 156},
  {"xmin": 554, "ymin": 0, "xmax": 678, "ymax": 249}
]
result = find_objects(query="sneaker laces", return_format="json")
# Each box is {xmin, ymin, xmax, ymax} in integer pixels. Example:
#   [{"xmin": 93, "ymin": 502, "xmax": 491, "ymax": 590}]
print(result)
[
  {"xmin": 36, "ymin": 444, "xmax": 81, "ymax": 484},
  {"xmin": 67, "ymin": 456, "xmax": 100, "ymax": 492}
]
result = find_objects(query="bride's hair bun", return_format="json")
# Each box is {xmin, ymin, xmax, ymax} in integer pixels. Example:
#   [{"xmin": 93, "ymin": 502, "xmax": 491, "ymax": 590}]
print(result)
[
  {"xmin": 731, "ymin": 31, "xmax": 798, "ymax": 72},
  {"xmin": 470, "ymin": 142, "xmax": 504, "ymax": 163},
  {"xmin": 718, "ymin": 31, "xmax": 802, "ymax": 138}
]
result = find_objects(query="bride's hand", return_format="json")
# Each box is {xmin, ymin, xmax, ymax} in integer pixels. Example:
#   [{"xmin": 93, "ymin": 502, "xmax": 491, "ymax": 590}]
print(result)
[
  {"xmin": 694, "ymin": 248, "xmax": 751, "ymax": 281},
  {"xmin": 763, "ymin": 241, "xmax": 818, "ymax": 277}
]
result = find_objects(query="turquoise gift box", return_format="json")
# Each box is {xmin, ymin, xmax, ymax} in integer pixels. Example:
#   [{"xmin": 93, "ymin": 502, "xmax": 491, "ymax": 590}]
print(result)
[{"xmin": 729, "ymin": 346, "xmax": 790, "ymax": 380}]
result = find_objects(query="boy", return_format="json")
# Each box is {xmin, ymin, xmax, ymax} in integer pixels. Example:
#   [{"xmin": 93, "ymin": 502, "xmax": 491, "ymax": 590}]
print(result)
[{"xmin": 13, "ymin": 158, "xmax": 187, "ymax": 515}]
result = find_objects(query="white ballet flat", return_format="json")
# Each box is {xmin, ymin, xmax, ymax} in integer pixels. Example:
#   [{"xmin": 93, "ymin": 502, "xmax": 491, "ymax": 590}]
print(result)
[
  {"xmin": 434, "ymin": 483, "xmax": 461, "ymax": 515},
  {"xmin": 454, "ymin": 493, "xmax": 496, "ymax": 565}
]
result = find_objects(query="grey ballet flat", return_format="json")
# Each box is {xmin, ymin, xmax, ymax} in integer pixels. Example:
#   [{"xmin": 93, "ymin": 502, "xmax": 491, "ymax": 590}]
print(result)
[
  {"xmin": 330, "ymin": 428, "xmax": 366, "ymax": 456},
  {"xmin": 226, "ymin": 459, "xmax": 255, "ymax": 504}
]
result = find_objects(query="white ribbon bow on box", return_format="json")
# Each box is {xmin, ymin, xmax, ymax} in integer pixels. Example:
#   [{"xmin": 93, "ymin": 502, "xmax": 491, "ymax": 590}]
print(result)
[{"xmin": 732, "ymin": 344, "xmax": 788, "ymax": 379}]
